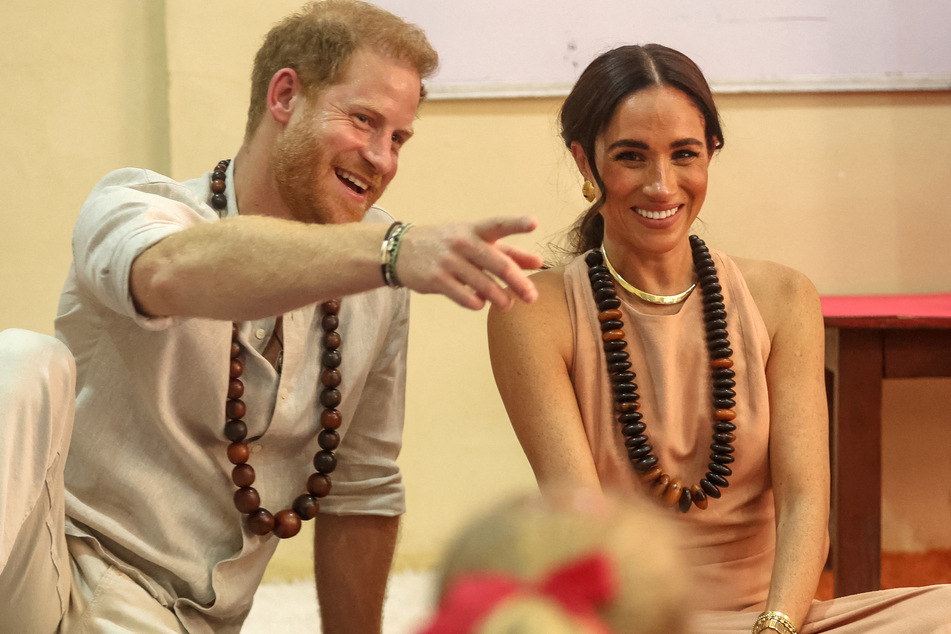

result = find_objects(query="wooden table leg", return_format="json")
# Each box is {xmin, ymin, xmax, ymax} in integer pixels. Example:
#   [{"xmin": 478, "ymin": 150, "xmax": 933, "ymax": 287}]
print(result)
[{"xmin": 828, "ymin": 328, "xmax": 883, "ymax": 596}]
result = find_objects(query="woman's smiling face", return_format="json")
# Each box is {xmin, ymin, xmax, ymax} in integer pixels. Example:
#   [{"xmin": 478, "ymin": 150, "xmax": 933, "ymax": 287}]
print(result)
[{"xmin": 579, "ymin": 84, "xmax": 713, "ymax": 255}]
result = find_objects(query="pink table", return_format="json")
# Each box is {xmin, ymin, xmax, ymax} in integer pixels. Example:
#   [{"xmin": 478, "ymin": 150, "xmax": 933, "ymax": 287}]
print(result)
[{"xmin": 821, "ymin": 293, "xmax": 951, "ymax": 596}]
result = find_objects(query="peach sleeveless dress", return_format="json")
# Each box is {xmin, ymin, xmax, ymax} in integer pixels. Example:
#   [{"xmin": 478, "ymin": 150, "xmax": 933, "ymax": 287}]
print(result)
[{"xmin": 562, "ymin": 249, "xmax": 951, "ymax": 633}]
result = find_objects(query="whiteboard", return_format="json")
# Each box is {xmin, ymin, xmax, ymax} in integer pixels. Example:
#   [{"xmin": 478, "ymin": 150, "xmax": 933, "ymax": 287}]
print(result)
[{"xmin": 373, "ymin": 0, "xmax": 951, "ymax": 98}]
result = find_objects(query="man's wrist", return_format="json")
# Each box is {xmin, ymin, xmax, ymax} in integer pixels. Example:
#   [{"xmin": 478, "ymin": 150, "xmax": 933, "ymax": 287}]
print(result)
[{"xmin": 380, "ymin": 221, "xmax": 413, "ymax": 288}]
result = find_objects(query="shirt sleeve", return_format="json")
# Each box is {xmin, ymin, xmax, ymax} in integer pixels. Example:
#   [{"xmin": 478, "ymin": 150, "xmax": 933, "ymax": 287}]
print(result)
[
  {"xmin": 320, "ymin": 286, "xmax": 410, "ymax": 516},
  {"xmin": 70, "ymin": 168, "xmax": 216, "ymax": 331}
]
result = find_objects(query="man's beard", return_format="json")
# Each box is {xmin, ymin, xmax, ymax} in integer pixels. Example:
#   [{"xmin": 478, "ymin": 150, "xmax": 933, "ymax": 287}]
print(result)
[
  {"xmin": 271, "ymin": 119, "xmax": 370, "ymax": 225},
  {"xmin": 272, "ymin": 128, "xmax": 332, "ymax": 224}
]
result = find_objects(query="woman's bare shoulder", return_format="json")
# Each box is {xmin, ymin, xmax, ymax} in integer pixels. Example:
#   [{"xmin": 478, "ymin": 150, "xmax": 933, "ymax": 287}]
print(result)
[
  {"xmin": 488, "ymin": 267, "xmax": 573, "ymax": 358},
  {"xmin": 532, "ymin": 267, "xmax": 569, "ymax": 297},
  {"xmin": 730, "ymin": 255, "xmax": 820, "ymax": 337},
  {"xmin": 490, "ymin": 267, "xmax": 569, "ymax": 326},
  {"xmin": 731, "ymin": 255, "xmax": 811, "ymax": 290}
]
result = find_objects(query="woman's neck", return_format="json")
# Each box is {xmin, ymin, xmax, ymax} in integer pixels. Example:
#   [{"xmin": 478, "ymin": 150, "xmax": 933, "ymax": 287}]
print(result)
[{"xmin": 600, "ymin": 235, "xmax": 696, "ymax": 297}]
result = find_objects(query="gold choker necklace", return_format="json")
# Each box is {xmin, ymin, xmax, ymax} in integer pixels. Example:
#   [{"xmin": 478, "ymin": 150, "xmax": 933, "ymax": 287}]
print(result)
[{"xmin": 599, "ymin": 245, "xmax": 696, "ymax": 305}]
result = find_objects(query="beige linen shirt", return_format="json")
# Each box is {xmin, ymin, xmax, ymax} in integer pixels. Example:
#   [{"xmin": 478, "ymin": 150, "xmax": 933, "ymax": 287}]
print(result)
[{"xmin": 55, "ymin": 161, "xmax": 409, "ymax": 632}]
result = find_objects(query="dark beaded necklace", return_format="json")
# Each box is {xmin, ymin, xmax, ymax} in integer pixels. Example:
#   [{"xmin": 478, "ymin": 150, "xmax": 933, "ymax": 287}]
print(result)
[
  {"xmin": 212, "ymin": 159, "xmax": 343, "ymax": 538},
  {"xmin": 585, "ymin": 235, "xmax": 737, "ymax": 513}
]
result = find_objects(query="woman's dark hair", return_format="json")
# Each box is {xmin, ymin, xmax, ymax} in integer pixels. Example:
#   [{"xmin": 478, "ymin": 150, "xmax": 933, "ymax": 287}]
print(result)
[{"xmin": 559, "ymin": 44, "xmax": 724, "ymax": 255}]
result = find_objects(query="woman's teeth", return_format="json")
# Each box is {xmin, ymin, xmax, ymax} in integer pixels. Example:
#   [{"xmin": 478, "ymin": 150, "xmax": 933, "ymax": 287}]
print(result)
[{"xmin": 635, "ymin": 206, "xmax": 679, "ymax": 220}]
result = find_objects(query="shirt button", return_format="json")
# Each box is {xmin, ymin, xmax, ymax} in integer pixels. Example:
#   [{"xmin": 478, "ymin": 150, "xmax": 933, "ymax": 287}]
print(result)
[
  {"xmin": 251, "ymin": 445, "xmax": 263, "ymax": 454},
  {"xmin": 254, "ymin": 328, "xmax": 266, "ymax": 340},
  {"xmin": 280, "ymin": 388, "xmax": 289, "ymax": 400}
]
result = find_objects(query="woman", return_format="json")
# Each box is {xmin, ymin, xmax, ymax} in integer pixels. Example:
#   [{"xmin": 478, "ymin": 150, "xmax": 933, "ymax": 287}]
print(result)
[{"xmin": 487, "ymin": 44, "xmax": 951, "ymax": 633}]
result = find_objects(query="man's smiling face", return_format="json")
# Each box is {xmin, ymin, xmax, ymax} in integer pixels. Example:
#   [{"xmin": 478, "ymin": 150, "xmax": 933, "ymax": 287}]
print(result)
[{"xmin": 272, "ymin": 47, "xmax": 422, "ymax": 224}]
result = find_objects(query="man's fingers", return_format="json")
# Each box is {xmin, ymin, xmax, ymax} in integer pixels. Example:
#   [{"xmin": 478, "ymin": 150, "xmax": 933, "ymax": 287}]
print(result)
[
  {"xmin": 454, "ymin": 240, "xmax": 538, "ymax": 305},
  {"xmin": 395, "ymin": 219, "xmax": 540, "ymax": 309},
  {"xmin": 498, "ymin": 244, "xmax": 544, "ymax": 271},
  {"xmin": 498, "ymin": 268, "xmax": 537, "ymax": 304},
  {"xmin": 471, "ymin": 219, "xmax": 542, "ymax": 304},
  {"xmin": 483, "ymin": 245, "xmax": 539, "ymax": 304},
  {"xmin": 473, "ymin": 216, "xmax": 538, "ymax": 243},
  {"xmin": 453, "ymin": 262, "xmax": 516, "ymax": 311}
]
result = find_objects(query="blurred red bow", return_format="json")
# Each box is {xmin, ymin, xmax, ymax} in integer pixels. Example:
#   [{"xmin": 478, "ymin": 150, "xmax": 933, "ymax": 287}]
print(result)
[{"xmin": 419, "ymin": 553, "xmax": 617, "ymax": 633}]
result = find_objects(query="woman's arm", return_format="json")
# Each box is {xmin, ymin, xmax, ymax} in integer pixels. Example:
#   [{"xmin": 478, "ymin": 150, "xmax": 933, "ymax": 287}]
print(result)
[
  {"xmin": 487, "ymin": 269, "xmax": 601, "ymax": 491},
  {"xmin": 744, "ymin": 259, "xmax": 830, "ymax": 629}
]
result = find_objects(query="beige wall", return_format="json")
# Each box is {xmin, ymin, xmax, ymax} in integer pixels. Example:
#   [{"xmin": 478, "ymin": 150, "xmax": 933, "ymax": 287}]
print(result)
[
  {"xmin": 2, "ymin": 2, "xmax": 949, "ymax": 583},
  {"xmin": 0, "ymin": 0, "xmax": 170, "ymax": 333}
]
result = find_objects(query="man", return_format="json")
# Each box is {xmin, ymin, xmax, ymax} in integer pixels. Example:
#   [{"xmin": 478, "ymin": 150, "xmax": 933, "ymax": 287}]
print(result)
[{"xmin": 0, "ymin": 1, "xmax": 541, "ymax": 632}]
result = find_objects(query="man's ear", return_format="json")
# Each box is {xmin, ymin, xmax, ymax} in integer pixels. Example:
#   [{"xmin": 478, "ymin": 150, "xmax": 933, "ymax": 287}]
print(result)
[{"xmin": 266, "ymin": 68, "xmax": 302, "ymax": 126}]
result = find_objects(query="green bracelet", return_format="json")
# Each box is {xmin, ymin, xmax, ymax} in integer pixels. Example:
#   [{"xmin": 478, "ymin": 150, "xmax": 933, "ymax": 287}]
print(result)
[{"xmin": 380, "ymin": 221, "xmax": 413, "ymax": 288}]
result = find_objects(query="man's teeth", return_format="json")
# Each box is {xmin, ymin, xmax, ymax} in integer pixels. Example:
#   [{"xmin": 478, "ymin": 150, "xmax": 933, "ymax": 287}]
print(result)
[
  {"xmin": 340, "ymin": 171, "xmax": 368, "ymax": 192},
  {"xmin": 635, "ymin": 207, "xmax": 679, "ymax": 220}
]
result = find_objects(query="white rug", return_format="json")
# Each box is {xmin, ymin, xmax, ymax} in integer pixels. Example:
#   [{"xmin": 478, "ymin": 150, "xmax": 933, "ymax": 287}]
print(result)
[{"xmin": 242, "ymin": 570, "xmax": 437, "ymax": 633}]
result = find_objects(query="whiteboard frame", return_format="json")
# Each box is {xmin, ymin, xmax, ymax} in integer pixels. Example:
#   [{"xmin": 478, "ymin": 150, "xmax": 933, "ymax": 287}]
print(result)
[
  {"xmin": 426, "ymin": 74, "xmax": 951, "ymax": 100},
  {"xmin": 375, "ymin": 0, "xmax": 951, "ymax": 100}
]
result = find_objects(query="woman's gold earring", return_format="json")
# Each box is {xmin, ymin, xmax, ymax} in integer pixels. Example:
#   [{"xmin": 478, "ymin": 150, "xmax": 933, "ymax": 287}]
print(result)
[{"xmin": 582, "ymin": 180, "xmax": 596, "ymax": 202}]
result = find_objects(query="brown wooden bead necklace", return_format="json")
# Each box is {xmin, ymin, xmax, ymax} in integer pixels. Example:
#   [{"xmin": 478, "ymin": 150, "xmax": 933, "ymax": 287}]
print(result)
[
  {"xmin": 585, "ymin": 235, "xmax": 737, "ymax": 513},
  {"xmin": 212, "ymin": 159, "xmax": 343, "ymax": 538}
]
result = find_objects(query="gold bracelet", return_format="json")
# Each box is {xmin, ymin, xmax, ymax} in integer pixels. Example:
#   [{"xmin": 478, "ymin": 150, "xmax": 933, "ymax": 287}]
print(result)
[{"xmin": 752, "ymin": 610, "xmax": 798, "ymax": 634}]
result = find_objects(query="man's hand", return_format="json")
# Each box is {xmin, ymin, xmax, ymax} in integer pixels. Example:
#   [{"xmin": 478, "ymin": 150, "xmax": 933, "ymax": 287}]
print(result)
[{"xmin": 395, "ymin": 216, "xmax": 543, "ymax": 310}]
